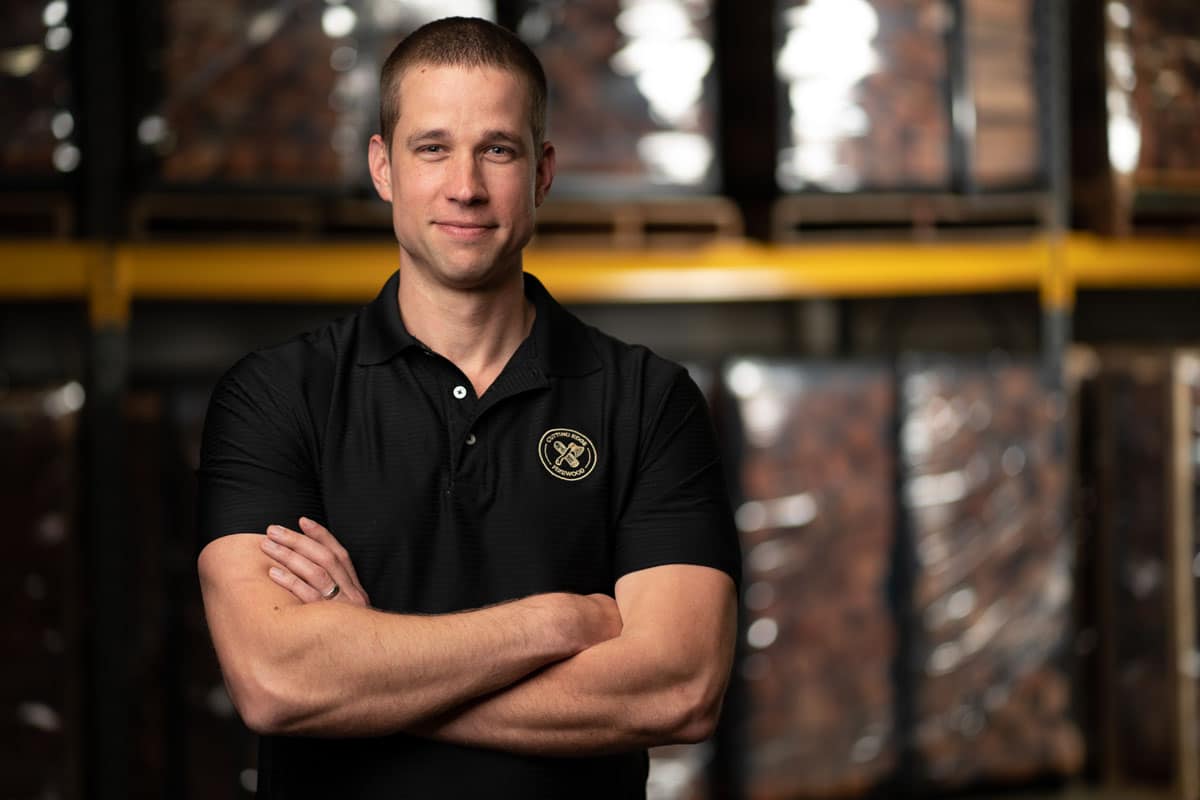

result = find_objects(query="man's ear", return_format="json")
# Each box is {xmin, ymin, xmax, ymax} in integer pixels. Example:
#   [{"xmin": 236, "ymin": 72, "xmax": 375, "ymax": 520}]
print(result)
[
  {"xmin": 534, "ymin": 140, "xmax": 556, "ymax": 208},
  {"xmin": 368, "ymin": 134, "xmax": 393, "ymax": 202}
]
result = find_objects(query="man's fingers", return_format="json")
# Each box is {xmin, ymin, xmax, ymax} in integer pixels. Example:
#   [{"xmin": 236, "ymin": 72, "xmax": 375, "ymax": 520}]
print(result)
[
  {"xmin": 262, "ymin": 527, "xmax": 339, "ymax": 598},
  {"xmin": 262, "ymin": 524, "xmax": 370, "ymax": 607},
  {"xmin": 268, "ymin": 565, "xmax": 323, "ymax": 603},
  {"xmin": 298, "ymin": 517, "xmax": 363, "ymax": 584},
  {"xmin": 297, "ymin": 517, "xmax": 368, "ymax": 596}
]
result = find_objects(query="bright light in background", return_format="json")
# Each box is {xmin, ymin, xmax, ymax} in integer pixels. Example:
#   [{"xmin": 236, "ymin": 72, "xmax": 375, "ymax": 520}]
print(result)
[
  {"xmin": 42, "ymin": 382, "xmax": 85, "ymax": 417},
  {"xmin": 610, "ymin": 0, "xmax": 713, "ymax": 125},
  {"xmin": 1106, "ymin": 0, "xmax": 1132, "ymax": 29},
  {"xmin": 330, "ymin": 45, "xmax": 357, "ymax": 72},
  {"xmin": 247, "ymin": 8, "xmax": 285, "ymax": 44},
  {"xmin": 776, "ymin": 0, "xmax": 880, "ymax": 191},
  {"xmin": 636, "ymin": 132, "xmax": 712, "ymax": 185},
  {"xmin": 1105, "ymin": 34, "xmax": 1141, "ymax": 173},
  {"xmin": 321, "ymin": 5, "xmax": 357, "ymax": 38},
  {"xmin": 363, "ymin": 0, "xmax": 494, "ymax": 29},
  {"xmin": 610, "ymin": 0, "xmax": 714, "ymax": 184},
  {"xmin": 0, "ymin": 45, "xmax": 44, "ymax": 77},
  {"xmin": 43, "ymin": 0, "xmax": 68, "ymax": 27},
  {"xmin": 138, "ymin": 114, "xmax": 168, "ymax": 145},
  {"xmin": 45, "ymin": 25, "xmax": 71, "ymax": 51},
  {"xmin": 52, "ymin": 142, "xmax": 79, "ymax": 172},
  {"xmin": 51, "ymin": 110, "xmax": 73, "ymax": 139}
]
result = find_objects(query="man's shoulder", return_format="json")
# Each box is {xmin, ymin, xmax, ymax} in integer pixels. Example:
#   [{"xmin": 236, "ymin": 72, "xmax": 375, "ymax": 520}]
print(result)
[
  {"xmin": 576, "ymin": 321, "xmax": 692, "ymax": 392},
  {"xmin": 215, "ymin": 311, "xmax": 359, "ymax": 398}
]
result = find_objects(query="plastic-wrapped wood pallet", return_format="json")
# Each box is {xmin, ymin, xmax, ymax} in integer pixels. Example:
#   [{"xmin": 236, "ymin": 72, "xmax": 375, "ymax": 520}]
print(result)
[
  {"xmin": 1, "ymin": 0, "xmax": 76, "ymax": 178},
  {"xmin": 516, "ymin": 0, "xmax": 720, "ymax": 194},
  {"xmin": 899, "ymin": 360, "xmax": 1084, "ymax": 789},
  {"xmin": 775, "ymin": 0, "xmax": 951, "ymax": 191},
  {"xmin": 966, "ymin": 0, "xmax": 1042, "ymax": 188},
  {"xmin": 1075, "ymin": 349, "xmax": 1200, "ymax": 799},
  {"xmin": 724, "ymin": 360, "xmax": 897, "ymax": 799},
  {"xmin": 0, "ymin": 385, "xmax": 84, "ymax": 799},
  {"xmin": 151, "ymin": 1, "xmax": 498, "ymax": 186},
  {"xmin": 1077, "ymin": 0, "xmax": 1200, "ymax": 233}
]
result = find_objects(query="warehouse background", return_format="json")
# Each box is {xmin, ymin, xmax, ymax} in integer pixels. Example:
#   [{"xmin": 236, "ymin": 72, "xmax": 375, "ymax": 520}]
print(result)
[{"xmin": 2, "ymin": 0, "xmax": 1199, "ymax": 798}]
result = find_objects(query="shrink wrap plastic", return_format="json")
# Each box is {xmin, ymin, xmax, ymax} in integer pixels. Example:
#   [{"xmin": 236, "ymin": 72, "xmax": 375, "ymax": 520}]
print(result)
[
  {"xmin": 152, "ymin": 0, "xmax": 496, "ymax": 186},
  {"xmin": 900, "ymin": 362, "xmax": 1083, "ymax": 787},
  {"xmin": 0, "ymin": 385, "xmax": 84, "ymax": 798},
  {"xmin": 725, "ymin": 360, "xmax": 897, "ymax": 798},
  {"xmin": 1078, "ymin": 352, "xmax": 1200, "ymax": 786},
  {"xmin": 517, "ymin": 0, "xmax": 720, "ymax": 194},
  {"xmin": 1, "ymin": 0, "xmax": 76, "ymax": 178}
]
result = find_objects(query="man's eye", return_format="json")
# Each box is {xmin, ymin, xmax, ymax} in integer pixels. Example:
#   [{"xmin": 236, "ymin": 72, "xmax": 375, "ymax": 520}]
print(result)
[
  {"xmin": 419, "ymin": 145, "xmax": 444, "ymax": 154},
  {"xmin": 487, "ymin": 146, "xmax": 514, "ymax": 157}
]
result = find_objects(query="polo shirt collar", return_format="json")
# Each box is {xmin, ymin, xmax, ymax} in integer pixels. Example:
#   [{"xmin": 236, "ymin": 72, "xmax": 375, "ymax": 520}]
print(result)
[
  {"xmin": 524, "ymin": 272, "xmax": 602, "ymax": 377},
  {"xmin": 356, "ymin": 270, "xmax": 422, "ymax": 365},
  {"xmin": 355, "ymin": 270, "xmax": 601, "ymax": 377}
]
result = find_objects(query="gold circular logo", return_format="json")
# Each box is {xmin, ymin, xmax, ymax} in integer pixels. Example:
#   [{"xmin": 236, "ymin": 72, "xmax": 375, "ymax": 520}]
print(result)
[{"xmin": 538, "ymin": 428, "xmax": 598, "ymax": 481}]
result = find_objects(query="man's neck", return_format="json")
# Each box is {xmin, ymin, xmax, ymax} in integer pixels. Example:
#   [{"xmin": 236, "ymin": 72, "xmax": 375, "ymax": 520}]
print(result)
[{"xmin": 396, "ymin": 267, "xmax": 534, "ymax": 398}]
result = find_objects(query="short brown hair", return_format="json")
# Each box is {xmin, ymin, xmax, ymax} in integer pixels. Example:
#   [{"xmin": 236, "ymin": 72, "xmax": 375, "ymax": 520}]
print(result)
[{"xmin": 378, "ymin": 17, "xmax": 548, "ymax": 149}]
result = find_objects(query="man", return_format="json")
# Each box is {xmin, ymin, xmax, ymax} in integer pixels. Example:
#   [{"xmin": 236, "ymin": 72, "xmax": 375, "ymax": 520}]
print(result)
[{"xmin": 197, "ymin": 16, "xmax": 740, "ymax": 799}]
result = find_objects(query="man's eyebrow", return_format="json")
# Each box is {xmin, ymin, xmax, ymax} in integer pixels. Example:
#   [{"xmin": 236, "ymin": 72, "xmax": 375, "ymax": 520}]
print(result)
[
  {"xmin": 406, "ymin": 129, "xmax": 449, "ymax": 147},
  {"xmin": 481, "ymin": 130, "xmax": 527, "ymax": 149}
]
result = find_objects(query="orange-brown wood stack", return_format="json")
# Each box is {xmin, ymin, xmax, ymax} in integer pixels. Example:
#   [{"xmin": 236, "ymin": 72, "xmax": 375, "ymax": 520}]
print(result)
[
  {"xmin": 1, "ymin": 1, "xmax": 73, "ymax": 177},
  {"xmin": 900, "ymin": 362, "xmax": 1083, "ymax": 788},
  {"xmin": 966, "ymin": 0, "xmax": 1041, "ymax": 187},
  {"xmin": 1127, "ymin": 0, "xmax": 1200, "ymax": 177},
  {"xmin": 159, "ymin": 1, "xmax": 342, "ymax": 183},
  {"xmin": 0, "ymin": 388, "xmax": 83, "ymax": 798},
  {"xmin": 1076, "ymin": 350, "xmax": 1200, "ymax": 792},
  {"xmin": 726, "ymin": 361, "xmax": 897, "ymax": 798}
]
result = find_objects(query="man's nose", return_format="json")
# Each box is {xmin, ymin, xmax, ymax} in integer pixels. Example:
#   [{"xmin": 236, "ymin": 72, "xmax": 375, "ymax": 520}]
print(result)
[{"xmin": 446, "ymin": 153, "xmax": 488, "ymax": 205}]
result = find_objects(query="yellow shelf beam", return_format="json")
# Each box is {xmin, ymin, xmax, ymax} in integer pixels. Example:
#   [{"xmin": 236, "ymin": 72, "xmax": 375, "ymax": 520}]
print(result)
[
  {"xmin": 2, "ymin": 235, "xmax": 1198, "ymax": 305},
  {"xmin": 0, "ymin": 241, "xmax": 100, "ymax": 299}
]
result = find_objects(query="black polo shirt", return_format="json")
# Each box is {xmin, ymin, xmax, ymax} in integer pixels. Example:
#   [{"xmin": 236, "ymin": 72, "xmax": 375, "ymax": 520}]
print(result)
[{"xmin": 197, "ymin": 270, "xmax": 740, "ymax": 799}]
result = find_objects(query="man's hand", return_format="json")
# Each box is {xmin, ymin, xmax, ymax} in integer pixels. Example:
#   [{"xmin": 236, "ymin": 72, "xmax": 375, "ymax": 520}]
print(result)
[{"xmin": 261, "ymin": 517, "xmax": 370, "ymax": 607}]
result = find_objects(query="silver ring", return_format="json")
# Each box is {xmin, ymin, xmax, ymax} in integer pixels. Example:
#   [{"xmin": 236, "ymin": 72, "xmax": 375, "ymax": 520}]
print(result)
[{"xmin": 322, "ymin": 582, "xmax": 341, "ymax": 600}]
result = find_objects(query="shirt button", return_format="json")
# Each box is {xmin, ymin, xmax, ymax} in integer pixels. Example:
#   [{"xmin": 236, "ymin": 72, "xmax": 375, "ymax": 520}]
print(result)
[
  {"xmin": 465, "ymin": 432, "xmax": 477, "ymax": 446},
  {"xmin": 452, "ymin": 385, "xmax": 467, "ymax": 399}
]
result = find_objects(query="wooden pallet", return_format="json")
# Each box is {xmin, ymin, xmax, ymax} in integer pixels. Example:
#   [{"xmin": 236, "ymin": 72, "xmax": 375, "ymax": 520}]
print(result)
[
  {"xmin": 1074, "ymin": 348, "xmax": 1200, "ymax": 800},
  {"xmin": 0, "ymin": 193, "xmax": 74, "ymax": 237},
  {"xmin": 771, "ymin": 192, "xmax": 1052, "ymax": 242},
  {"xmin": 128, "ymin": 192, "xmax": 745, "ymax": 247},
  {"xmin": 532, "ymin": 197, "xmax": 743, "ymax": 249}
]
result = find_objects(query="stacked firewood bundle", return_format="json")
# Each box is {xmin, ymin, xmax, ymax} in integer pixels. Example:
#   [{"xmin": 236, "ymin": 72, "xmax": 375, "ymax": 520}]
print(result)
[
  {"xmin": 0, "ymin": 386, "xmax": 83, "ymax": 798},
  {"xmin": 158, "ymin": 0, "xmax": 343, "ymax": 183},
  {"xmin": 1125, "ymin": 0, "xmax": 1200, "ymax": 176},
  {"xmin": 899, "ymin": 362, "xmax": 1083, "ymax": 788},
  {"xmin": 1, "ymin": 0, "xmax": 74, "ymax": 176},
  {"xmin": 776, "ymin": 0, "xmax": 951, "ymax": 190},
  {"xmin": 1076, "ymin": 350, "xmax": 1200, "ymax": 791},
  {"xmin": 724, "ymin": 360, "xmax": 897, "ymax": 798},
  {"xmin": 966, "ymin": 0, "xmax": 1041, "ymax": 187},
  {"xmin": 519, "ymin": 0, "xmax": 719, "ymax": 191}
]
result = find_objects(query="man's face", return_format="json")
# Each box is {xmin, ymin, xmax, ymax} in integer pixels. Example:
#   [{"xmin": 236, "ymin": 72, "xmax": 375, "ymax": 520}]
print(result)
[{"xmin": 368, "ymin": 64, "xmax": 555, "ymax": 291}]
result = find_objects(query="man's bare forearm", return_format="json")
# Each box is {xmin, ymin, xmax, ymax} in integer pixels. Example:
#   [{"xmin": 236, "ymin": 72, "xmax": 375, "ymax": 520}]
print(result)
[
  {"xmin": 199, "ymin": 534, "xmax": 620, "ymax": 738},
  {"xmin": 413, "ymin": 569, "xmax": 738, "ymax": 756}
]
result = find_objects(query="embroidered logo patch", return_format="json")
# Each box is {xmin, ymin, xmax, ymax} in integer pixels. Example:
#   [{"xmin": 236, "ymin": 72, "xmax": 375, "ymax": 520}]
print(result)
[{"xmin": 538, "ymin": 428, "xmax": 598, "ymax": 481}]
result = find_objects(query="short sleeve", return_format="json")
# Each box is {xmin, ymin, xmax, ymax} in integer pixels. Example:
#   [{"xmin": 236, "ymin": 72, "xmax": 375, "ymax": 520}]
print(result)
[
  {"xmin": 614, "ymin": 369, "xmax": 742, "ymax": 587},
  {"xmin": 196, "ymin": 353, "xmax": 324, "ymax": 554}
]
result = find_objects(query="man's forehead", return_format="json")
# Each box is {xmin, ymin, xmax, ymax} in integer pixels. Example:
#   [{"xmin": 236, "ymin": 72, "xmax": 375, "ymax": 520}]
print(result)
[{"xmin": 392, "ymin": 63, "xmax": 534, "ymax": 135}]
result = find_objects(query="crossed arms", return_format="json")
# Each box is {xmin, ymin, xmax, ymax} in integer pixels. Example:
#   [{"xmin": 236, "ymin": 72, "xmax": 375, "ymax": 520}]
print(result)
[{"xmin": 197, "ymin": 519, "xmax": 737, "ymax": 756}]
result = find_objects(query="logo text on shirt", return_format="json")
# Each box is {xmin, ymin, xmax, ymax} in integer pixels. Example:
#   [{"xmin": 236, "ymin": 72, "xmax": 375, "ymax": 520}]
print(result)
[{"xmin": 538, "ymin": 428, "xmax": 597, "ymax": 481}]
